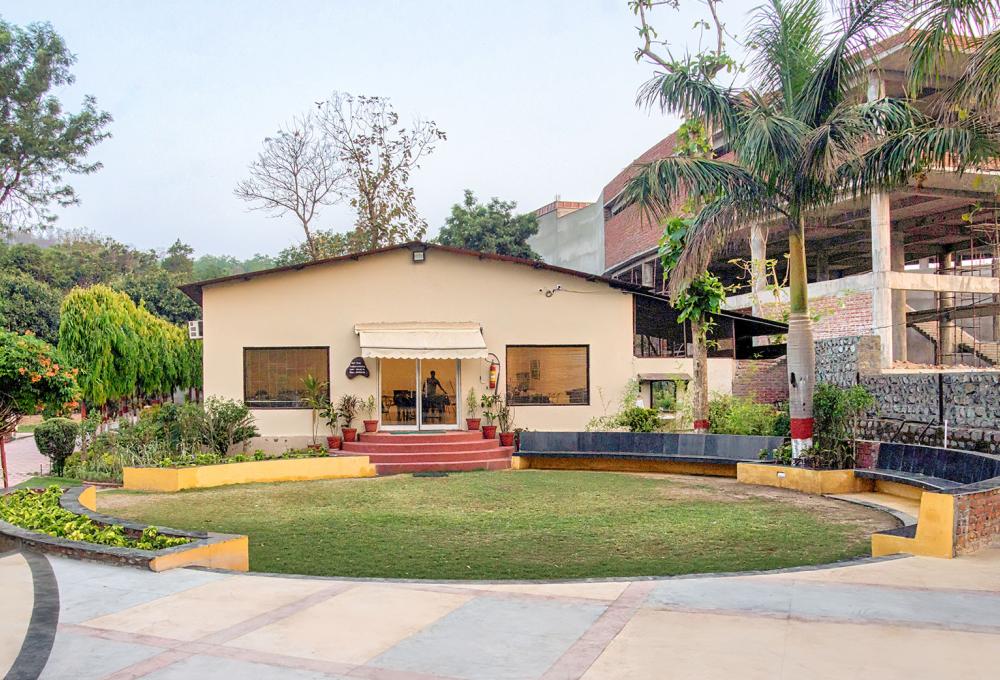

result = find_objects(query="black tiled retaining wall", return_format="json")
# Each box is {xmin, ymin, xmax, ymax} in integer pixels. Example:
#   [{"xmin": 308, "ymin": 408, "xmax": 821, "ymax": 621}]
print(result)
[{"xmin": 520, "ymin": 432, "xmax": 784, "ymax": 460}]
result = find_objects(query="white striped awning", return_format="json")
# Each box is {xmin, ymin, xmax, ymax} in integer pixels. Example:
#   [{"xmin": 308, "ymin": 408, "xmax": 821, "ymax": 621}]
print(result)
[{"xmin": 354, "ymin": 322, "xmax": 488, "ymax": 360}]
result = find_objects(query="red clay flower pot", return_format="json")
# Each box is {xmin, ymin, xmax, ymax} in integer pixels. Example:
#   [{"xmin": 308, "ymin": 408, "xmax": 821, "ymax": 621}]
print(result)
[
  {"xmin": 466, "ymin": 418, "xmax": 481, "ymax": 431},
  {"xmin": 482, "ymin": 425, "xmax": 498, "ymax": 439},
  {"xmin": 363, "ymin": 420, "xmax": 378, "ymax": 433},
  {"xmin": 326, "ymin": 435, "xmax": 342, "ymax": 450},
  {"xmin": 499, "ymin": 432, "xmax": 514, "ymax": 447},
  {"xmin": 342, "ymin": 427, "xmax": 358, "ymax": 442}
]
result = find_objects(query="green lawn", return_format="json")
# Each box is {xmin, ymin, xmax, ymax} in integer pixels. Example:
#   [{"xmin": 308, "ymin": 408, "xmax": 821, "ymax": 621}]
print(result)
[
  {"xmin": 14, "ymin": 475, "xmax": 83, "ymax": 489},
  {"xmin": 99, "ymin": 470, "xmax": 888, "ymax": 580},
  {"xmin": 16, "ymin": 423, "xmax": 38, "ymax": 434}
]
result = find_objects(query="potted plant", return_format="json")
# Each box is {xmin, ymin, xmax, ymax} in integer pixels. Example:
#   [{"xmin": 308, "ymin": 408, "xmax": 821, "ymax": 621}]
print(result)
[
  {"xmin": 361, "ymin": 394, "xmax": 379, "ymax": 432},
  {"xmin": 337, "ymin": 394, "xmax": 360, "ymax": 442},
  {"xmin": 465, "ymin": 388, "xmax": 481, "ymax": 430},
  {"xmin": 480, "ymin": 392, "xmax": 499, "ymax": 439},
  {"xmin": 496, "ymin": 397, "xmax": 515, "ymax": 447},
  {"xmin": 320, "ymin": 398, "xmax": 341, "ymax": 451},
  {"xmin": 301, "ymin": 374, "xmax": 329, "ymax": 451}
]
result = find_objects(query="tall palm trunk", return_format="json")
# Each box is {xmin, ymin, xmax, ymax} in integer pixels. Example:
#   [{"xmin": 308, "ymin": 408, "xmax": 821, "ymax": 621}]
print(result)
[
  {"xmin": 691, "ymin": 318, "xmax": 709, "ymax": 432},
  {"xmin": 786, "ymin": 216, "xmax": 815, "ymax": 457}
]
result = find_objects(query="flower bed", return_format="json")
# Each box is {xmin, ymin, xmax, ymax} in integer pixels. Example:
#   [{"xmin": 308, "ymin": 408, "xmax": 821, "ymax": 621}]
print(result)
[
  {"xmin": 0, "ymin": 486, "xmax": 249, "ymax": 572},
  {"xmin": 0, "ymin": 486, "xmax": 188, "ymax": 550}
]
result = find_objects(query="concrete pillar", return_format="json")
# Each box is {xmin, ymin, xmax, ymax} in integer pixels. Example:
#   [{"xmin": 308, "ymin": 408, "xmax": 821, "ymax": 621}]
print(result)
[
  {"xmin": 868, "ymin": 69, "xmax": 893, "ymax": 368},
  {"xmin": 939, "ymin": 250, "xmax": 956, "ymax": 363},
  {"xmin": 993, "ymin": 243, "xmax": 1000, "ymax": 342},
  {"xmin": 871, "ymin": 193, "xmax": 893, "ymax": 368},
  {"xmin": 750, "ymin": 223, "xmax": 768, "ymax": 317},
  {"xmin": 815, "ymin": 249, "xmax": 830, "ymax": 282},
  {"xmin": 891, "ymin": 226, "xmax": 907, "ymax": 362}
]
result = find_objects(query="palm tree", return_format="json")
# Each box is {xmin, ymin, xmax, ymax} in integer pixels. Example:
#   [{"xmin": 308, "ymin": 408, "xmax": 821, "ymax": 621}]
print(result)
[
  {"xmin": 904, "ymin": 1, "xmax": 1000, "ymax": 109},
  {"xmin": 618, "ymin": 0, "xmax": 1000, "ymax": 455}
]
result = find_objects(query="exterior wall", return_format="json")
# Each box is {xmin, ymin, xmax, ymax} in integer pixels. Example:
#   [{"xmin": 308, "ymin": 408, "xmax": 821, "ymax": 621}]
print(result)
[
  {"xmin": 601, "ymin": 133, "xmax": 678, "ymax": 272},
  {"xmin": 201, "ymin": 248, "xmax": 640, "ymax": 436},
  {"xmin": 725, "ymin": 274, "xmax": 875, "ymax": 341},
  {"xmin": 954, "ymin": 488, "xmax": 1000, "ymax": 554},
  {"xmin": 529, "ymin": 201, "xmax": 605, "ymax": 275},
  {"xmin": 815, "ymin": 335, "xmax": 1000, "ymax": 453},
  {"xmin": 733, "ymin": 357, "xmax": 788, "ymax": 404}
]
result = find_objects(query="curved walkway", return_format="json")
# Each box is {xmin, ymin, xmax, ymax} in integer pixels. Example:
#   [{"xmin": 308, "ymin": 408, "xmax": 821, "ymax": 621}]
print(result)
[{"xmin": 2, "ymin": 548, "xmax": 998, "ymax": 679}]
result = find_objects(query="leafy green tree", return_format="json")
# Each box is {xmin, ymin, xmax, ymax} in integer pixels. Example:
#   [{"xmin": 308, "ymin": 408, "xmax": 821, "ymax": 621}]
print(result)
[
  {"xmin": 0, "ymin": 329, "xmax": 80, "ymax": 416},
  {"xmin": 0, "ymin": 271, "xmax": 61, "ymax": 342},
  {"xmin": 113, "ymin": 269, "xmax": 200, "ymax": 324},
  {"xmin": 436, "ymin": 190, "xmax": 540, "ymax": 259},
  {"xmin": 161, "ymin": 240, "xmax": 194, "ymax": 280},
  {"xmin": 620, "ymin": 0, "xmax": 1000, "ymax": 455},
  {"xmin": 0, "ymin": 19, "xmax": 112, "ymax": 232},
  {"xmin": 273, "ymin": 229, "xmax": 356, "ymax": 266},
  {"xmin": 191, "ymin": 253, "xmax": 277, "ymax": 280}
]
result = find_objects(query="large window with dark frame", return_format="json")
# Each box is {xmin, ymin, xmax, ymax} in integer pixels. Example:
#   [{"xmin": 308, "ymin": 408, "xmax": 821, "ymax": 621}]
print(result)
[
  {"xmin": 243, "ymin": 347, "xmax": 329, "ymax": 408},
  {"xmin": 506, "ymin": 345, "xmax": 589, "ymax": 406}
]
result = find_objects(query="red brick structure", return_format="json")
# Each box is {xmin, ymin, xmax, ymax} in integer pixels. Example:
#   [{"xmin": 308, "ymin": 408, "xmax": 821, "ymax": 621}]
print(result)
[
  {"xmin": 954, "ymin": 487, "xmax": 1000, "ymax": 555},
  {"xmin": 732, "ymin": 357, "xmax": 788, "ymax": 404},
  {"xmin": 601, "ymin": 133, "xmax": 678, "ymax": 271}
]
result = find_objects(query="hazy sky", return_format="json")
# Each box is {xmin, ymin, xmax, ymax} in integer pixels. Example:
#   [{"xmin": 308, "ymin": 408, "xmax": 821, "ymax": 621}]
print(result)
[{"xmin": 6, "ymin": 0, "xmax": 754, "ymax": 258}]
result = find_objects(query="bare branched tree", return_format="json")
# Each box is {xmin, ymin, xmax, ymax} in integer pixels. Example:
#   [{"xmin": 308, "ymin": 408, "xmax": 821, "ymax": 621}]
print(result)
[
  {"xmin": 318, "ymin": 93, "xmax": 446, "ymax": 250},
  {"xmin": 234, "ymin": 113, "xmax": 345, "ymax": 260}
]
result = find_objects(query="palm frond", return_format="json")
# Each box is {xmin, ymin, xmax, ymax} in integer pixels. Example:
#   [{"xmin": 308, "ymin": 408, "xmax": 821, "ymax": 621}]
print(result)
[
  {"xmin": 637, "ymin": 68, "xmax": 745, "ymax": 141},
  {"xmin": 946, "ymin": 29, "xmax": 1000, "ymax": 110},
  {"xmin": 794, "ymin": 0, "xmax": 902, "ymax": 126},
  {"xmin": 906, "ymin": 0, "xmax": 1000, "ymax": 97},
  {"xmin": 734, "ymin": 96, "xmax": 809, "ymax": 189},
  {"xmin": 840, "ymin": 116, "xmax": 1000, "ymax": 197},
  {"xmin": 746, "ymin": 0, "xmax": 825, "ymax": 109},
  {"xmin": 667, "ymin": 191, "xmax": 786, "ymax": 297},
  {"xmin": 615, "ymin": 157, "xmax": 764, "ymax": 222},
  {"xmin": 799, "ymin": 97, "xmax": 924, "ymax": 184}
]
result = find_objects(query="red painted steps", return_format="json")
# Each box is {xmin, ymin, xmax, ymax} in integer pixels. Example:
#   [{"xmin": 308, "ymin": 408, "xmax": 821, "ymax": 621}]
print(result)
[{"xmin": 343, "ymin": 431, "xmax": 513, "ymax": 475}]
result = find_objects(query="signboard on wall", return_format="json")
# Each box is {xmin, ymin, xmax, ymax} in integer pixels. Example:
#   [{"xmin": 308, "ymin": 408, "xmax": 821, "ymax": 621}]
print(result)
[{"xmin": 346, "ymin": 356, "xmax": 370, "ymax": 379}]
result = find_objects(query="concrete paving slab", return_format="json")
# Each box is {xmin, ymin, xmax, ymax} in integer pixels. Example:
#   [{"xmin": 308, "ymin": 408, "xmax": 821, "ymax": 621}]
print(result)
[
  {"xmin": 444, "ymin": 581, "xmax": 628, "ymax": 602},
  {"xmin": 581, "ymin": 609, "xmax": 788, "ymax": 680},
  {"xmin": 39, "ymin": 630, "xmax": 162, "ymax": 680},
  {"xmin": 373, "ymin": 596, "xmax": 606, "ymax": 680},
  {"xmin": 80, "ymin": 576, "xmax": 331, "ymax": 641},
  {"xmin": 142, "ymin": 654, "xmax": 349, "ymax": 680},
  {"xmin": 0, "ymin": 553, "xmax": 34, "ymax": 678},
  {"xmin": 761, "ymin": 551, "xmax": 1000, "ymax": 591},
  {"xmin": 225, "ymin": 584, "xmax": 471, "ymax": 665},
  {"xmin": 646, "ymin": 578, "xmax": 1000, "ymax": 631}
]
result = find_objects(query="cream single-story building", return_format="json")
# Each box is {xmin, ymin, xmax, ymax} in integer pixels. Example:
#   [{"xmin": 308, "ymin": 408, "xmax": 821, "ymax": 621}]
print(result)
[{"xmin": 180, "ymin": 243, "xmax": 781, "ymax": 446}]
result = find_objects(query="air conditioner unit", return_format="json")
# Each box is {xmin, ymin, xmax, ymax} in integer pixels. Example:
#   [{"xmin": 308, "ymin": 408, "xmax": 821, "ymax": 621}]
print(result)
[{"xmin": 188, "ymin": 319, "xmax": 204, "ymax": 340}]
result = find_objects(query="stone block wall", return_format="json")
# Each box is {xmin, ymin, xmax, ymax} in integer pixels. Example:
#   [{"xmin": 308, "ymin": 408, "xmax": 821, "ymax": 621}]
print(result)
[
  {"xmin": 954, "ymin": 487, "xmax": 1000, "ymax": 555},
  {"xmin": 815, "ymin": 335, "xmax": 1000, "ymax": 454},
  {"xmin": 943, "ymin": 373, "xmax": 1000, "ymax": 430}
]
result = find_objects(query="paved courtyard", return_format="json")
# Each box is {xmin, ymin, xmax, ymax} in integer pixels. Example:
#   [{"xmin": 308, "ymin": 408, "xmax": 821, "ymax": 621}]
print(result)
[{"xmin": 2, "ymin": 547, "xmax": 998, "ymax": 679}]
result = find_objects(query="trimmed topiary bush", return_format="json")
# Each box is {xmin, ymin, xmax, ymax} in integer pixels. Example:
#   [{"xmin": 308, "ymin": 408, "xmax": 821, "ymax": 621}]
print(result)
[{"xmin": 33, "ymin": 417, "xmax": 79, "ymax": 475}]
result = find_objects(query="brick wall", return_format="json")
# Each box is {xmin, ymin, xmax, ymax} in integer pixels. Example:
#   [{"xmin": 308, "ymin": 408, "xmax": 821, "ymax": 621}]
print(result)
[
  {"xmin": 732, "ymin": 357, "xmax": 788, "ymax": 404},
  {"xmin": 750, "ymin": 291, "xmax": 873, "ymax": 340},
  {"xmin": 954, "ymin": 488, "xmax": 1000, "ymax": 554}
]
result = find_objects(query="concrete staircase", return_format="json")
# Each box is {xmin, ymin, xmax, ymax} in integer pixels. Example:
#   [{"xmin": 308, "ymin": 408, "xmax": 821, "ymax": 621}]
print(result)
[
  {"xmin": 341, "ymin": 431, "xmax": 514, "ymax": 475},
  {"xmin": 908, "ymin": 308, "xmax": 1000, "ymax": 366}
]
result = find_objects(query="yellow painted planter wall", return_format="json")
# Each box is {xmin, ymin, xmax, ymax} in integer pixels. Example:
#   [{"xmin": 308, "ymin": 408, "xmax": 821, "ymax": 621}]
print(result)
[
  {"xmin": 124, "ymin": 456, "xmax": 376, "ymax": 492},
  {"xmin": 736, "ymin": 463, "xmax": 873, "ymax": 495},
  {"xmin": 871, "ymin": 492, "xmax": 956, "ymax": 559}
]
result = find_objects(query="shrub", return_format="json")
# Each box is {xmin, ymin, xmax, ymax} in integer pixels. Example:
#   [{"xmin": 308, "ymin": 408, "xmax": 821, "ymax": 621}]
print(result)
[
  {"xmin": 0, "ymin": 486, "xmax": 188, "ymax": 550},
  {"xmin": 34, "ymin": 417, "xmax": 78, "ymax": 474},
  {"xmin": 708, "ymin": 395, "xmax": 781, "ymax": 436},
  {"xmin": 802, "ymin": 383, "xmax": 875, "ymax": 470},
  {"xmin": 202, "ymin": 397, "xmax": 258, "ymax": 455},
  {"xmin": 618, "ymin": 407, "xmax": 660, "ymax": 433}
]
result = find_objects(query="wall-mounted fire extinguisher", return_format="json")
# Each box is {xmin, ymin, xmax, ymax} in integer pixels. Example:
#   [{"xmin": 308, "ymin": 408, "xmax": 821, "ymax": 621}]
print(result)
[{"xmin": 486, "ymin": 353, "xmax": 500, "ymax": 392}]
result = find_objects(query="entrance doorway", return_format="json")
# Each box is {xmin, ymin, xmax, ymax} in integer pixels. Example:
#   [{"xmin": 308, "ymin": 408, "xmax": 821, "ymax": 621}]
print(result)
[{"xmin": 379, "ymin": 359, "xmax": 460, "ymax": 430}]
